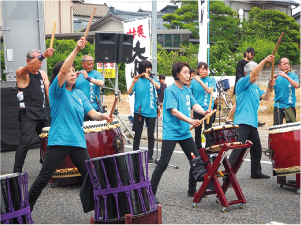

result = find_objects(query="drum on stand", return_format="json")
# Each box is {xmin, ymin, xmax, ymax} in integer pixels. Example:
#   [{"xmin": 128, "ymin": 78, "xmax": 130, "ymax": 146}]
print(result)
[
  {"xmin": 39, "ymin": 120, "xmax": 124, "ymax": 185},
  {"xmin": 85, "ymin": 150, "xmax": 157, "ymax": 222},
  {"xmin": 203, "ymin": 125, "xmax": 241, "ymax": 152},
  {"xmin": 1, "ymin": 173, "xmax": 33, "ymax": 224},
  {"xmin": 268, "ymin": 122, "xmax": 300, "ymax": 176}
]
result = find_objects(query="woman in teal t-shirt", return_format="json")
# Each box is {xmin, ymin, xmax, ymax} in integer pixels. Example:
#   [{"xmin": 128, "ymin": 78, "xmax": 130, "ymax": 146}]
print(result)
[{"xmin": 28, "ymin": 37, "xmax": 113, "ymax": 211}]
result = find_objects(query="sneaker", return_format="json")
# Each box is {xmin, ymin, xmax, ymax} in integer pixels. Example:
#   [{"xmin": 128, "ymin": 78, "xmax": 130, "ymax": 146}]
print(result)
[
  {"xmin": 148, "ymin": 158, "xmax": 155, "ymax": 163},
  {"xmin": 155, "ymin": 196, "xmax": 160, "ymax": 204}
]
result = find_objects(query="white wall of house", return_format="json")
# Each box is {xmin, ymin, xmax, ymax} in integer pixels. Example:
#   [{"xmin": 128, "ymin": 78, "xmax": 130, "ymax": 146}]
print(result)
[{"xmin": 94, "ymin": 19, "xmax": 124, "ymax": 33}]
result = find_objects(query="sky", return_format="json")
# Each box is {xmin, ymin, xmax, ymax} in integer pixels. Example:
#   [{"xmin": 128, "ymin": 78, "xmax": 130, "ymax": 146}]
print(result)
[{"xmin": 85, "ymin": 0, "xmax": 178, "ymax": 12}]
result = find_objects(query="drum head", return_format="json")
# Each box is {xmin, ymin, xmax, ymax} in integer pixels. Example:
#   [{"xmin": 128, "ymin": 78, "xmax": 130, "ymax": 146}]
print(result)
[
  {"xmin": 203, "ymin": 124, "xmax": 239, "ymax": 134},
  {"xmin": 268, "ymin": 122, "xmax": 301, "ymax": 134}
]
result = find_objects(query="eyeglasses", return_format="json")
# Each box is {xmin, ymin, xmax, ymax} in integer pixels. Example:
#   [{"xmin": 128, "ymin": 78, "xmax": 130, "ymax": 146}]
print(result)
[{"xmin": 251, "ymin": 53, "xmax": 255, "ymax": 56}]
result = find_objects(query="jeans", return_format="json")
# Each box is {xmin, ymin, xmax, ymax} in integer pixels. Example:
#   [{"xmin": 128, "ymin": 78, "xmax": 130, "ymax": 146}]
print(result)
[
  {"xmin": 132, "ymin": 113, "xmax": 156, "ymax": 158},
  {"xmin": 150, "ymin": 137, "xmax": 201, "ymax": 196},
  {"xmin": 13, "ymin": 108, "xmax": 48, "ymax": 173},
  {"xmin": 28, "ymin": 145, "xmax": 90, "ymax": 209},
  {"xmin": 228, "ymin": 124, "xmax": 263, "ymax": 177}
]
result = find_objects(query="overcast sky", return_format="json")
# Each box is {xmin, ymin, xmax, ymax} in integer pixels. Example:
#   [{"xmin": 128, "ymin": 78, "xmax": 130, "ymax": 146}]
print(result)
[{"xmin": 85, "ymin": 0, "xmax": 177, "ymax": 12}]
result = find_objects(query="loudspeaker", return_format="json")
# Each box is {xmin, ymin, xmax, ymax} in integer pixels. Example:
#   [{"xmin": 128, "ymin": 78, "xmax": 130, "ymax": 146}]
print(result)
[
  {"xmin": 117, "ymin": 33, "xmax": 133, "ymax": 64},
  {"xmin": 95, "ymin": 33, "xmax": 118, "ymax": 63}
]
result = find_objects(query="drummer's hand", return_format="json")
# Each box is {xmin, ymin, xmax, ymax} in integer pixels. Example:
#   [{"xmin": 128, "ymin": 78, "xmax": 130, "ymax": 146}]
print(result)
[
  {"xmin": 194, "ymin": 75, "xmax": 201, "ymax": 83},
  {"xmin": 190, "ymin": 119, "xmax": 201, "ymax": 127},
  {"xmin": 203, "ymin": 109, "xmax": 212, "ymax": 116},
  {"xmin": 103, "ymin": 113, "xmax": 114, "ymax": 123},
  {"xmin": 268, "ymin": 78, "xmax": 275, "ymax": 87}
]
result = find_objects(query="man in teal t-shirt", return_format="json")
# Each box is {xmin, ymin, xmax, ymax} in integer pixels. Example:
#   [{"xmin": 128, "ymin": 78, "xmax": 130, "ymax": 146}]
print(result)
[
  {"xmin": 273, "ymin": 57, "xmax": 300, "ymax": 125},
  {"xmin": 76, "ymin": 55, "xmax": 104, "ymax": 121},
  {"xmin": 229, "ymin": 55, "xmax": 275, "ymax": 179}
]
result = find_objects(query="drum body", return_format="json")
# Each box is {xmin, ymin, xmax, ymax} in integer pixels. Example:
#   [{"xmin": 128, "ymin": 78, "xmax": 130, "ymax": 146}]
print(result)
[
  {"xmin": 1, "ymin": 173, "xmax": 33, "ymax": 224},
  {"xmin": 203, "ymin": 125, "xmax": 239, "ymax": 151},
  {"xmin": 268, "ymin": 122, "xmax": 301, "ymax": 176},
  {"xmin": 86, "ymin": 150, "xmax": 157, "ymax": 222},
  {"xmin": 39, "ymin": 120, "xmax": 124, "ymax": 184}
]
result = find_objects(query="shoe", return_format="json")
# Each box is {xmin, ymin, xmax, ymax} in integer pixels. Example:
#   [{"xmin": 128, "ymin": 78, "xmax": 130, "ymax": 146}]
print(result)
[
  {"xmin": 258, "ymin": 121, "xmax": 265, "ymax": 126},
  {"xmin": 148, "ymin": 158, "xmax": 155, "ymax": 163},
  {"xmin": 187, "ymin": 191, "xmax": 196, "ymax": 197},
  {"xmin": 251, "ymin": 173, "xmax": 270, "ymax": 179},
  {"xmin": 155, "ymin": 196, "xmax": 160, "ymax": 204},
  {"xmin": 225, "ymin": 120, "xmax": 234, "ymax": 125}
]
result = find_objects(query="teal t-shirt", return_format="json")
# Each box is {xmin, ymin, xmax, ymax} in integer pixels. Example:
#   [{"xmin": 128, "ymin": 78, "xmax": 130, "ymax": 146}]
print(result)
[
  {"xmin": 189, "ymin": 76, "xmax": 216, "ymax": 110},
  {"xmin": 163, "ymin": 83, "xmax": 197, "ymax": 140},
  {"xmin": 75, "ymin": 70, "xmax": 103, "ymax": 112},
  {"xmin": 234, "ymin": 74, "xmax": 265, "ymax": 128},
  {"xmin": 273, "ymin": 72, "xmax": 300, "ymax": 108},
  {"xmin": 130, "ymin": 77, "xmax": 160, "ymax": 118},
  {"xmin": 48, "ymin": 76, "xmax": 93, "ymax": 148}
]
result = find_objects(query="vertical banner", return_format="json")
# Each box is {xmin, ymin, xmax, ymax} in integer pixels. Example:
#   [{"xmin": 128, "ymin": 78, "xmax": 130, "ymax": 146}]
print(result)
[
  {"xmin": 198, "ymin": 0, "xmax": 208, "ymax": 64},
  {"xmin": 124, "ymin": 18, "xmax": 151, "ymax": 115}
]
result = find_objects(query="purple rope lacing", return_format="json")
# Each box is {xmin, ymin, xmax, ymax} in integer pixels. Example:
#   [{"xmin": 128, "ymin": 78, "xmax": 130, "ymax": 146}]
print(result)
[
  {"xmin": 100, "ymin": 158, "xmax": 111, "ymax": 222},
  {"xmin": 112, "ymin": 156, "xmax": 122, "ymax": 220},
  {"xmin": 137, "ymin": 152, "xmax": 147, "ymax": 214},
  {"xmin": 1, "ymin": 173, "xmax": 34, "ymax": 224}
]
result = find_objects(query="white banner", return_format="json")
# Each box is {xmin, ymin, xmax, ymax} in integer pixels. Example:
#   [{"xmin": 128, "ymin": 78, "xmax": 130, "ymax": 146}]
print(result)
[
  {"xmin": 198, "ymin": 0, "xmax": 208, "ymax": 63},
  {"xmin": 124, "ymin": 18, "xmax": 151, "ymax": 115}
]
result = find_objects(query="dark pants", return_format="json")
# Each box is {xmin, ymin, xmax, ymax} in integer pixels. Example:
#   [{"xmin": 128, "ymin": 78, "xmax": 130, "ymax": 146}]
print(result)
[
  {"xmin": 133, "ymin": 113, "xmax": 156, "ymax": 158},
  {"xmin": 13, "ymin": 108, "xmax": 48, "ymax": 173},
  {"xmin": 150, "ymin": 137, "xmax": 200, "ymax": 196},
  {"xmin": 273, "ymin": 107, "xmax": 296, "ymax": 125},
  {"xmin": 228, "ymin": 124, "xmax": 263, "ymax": 177},
  {"xmin": 193, "ymin": 111, "xmax": 213, "ymax": 149},
  {"xmin": 84, "ymin": 108, "xmax": 101, "ymax": 121},
  {"xmin": 28, "ymin": 145, "xmax": 90, "ymax": 210}
]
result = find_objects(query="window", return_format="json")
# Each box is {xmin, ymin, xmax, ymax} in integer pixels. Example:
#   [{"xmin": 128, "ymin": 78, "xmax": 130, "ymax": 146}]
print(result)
[{"xmin": 157, "ymin": 33, "xmax": 189, "ymax": 49}]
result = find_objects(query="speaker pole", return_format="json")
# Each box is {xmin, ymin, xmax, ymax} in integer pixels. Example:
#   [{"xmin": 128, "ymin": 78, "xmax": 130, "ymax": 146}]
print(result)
[
  {"xmin": 112, "ymin": 62, "xmax": 134, "ymax": 144},
  {"xmin": 101, "ymin": 63, "xmax": 106, "ymax": 112}
]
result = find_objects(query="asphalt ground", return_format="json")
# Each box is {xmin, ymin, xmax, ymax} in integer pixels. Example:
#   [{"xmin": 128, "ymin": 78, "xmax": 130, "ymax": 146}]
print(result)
[{"xmin": 1, "ymin": 121, "xmax": 300, "ymax": 224}]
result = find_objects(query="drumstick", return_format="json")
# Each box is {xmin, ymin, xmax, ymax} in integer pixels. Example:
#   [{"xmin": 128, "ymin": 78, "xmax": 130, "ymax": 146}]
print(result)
[
  {"xmin": 50, "ymin": 22, "xmax": 56, "ymax": 49},
  {"xmin": 271, "ymin": 60, "xmax": 275, "ymax": 80},
  {"xmin": 266, "ymin": 32, "xmax": 284, "ymax": 67},
  {"xmin": 206, "ymin": 87, "xmax": 214, "ymax": 124},
  {"xmin": 84, "ymin": 6, "xmax": 97, "ymax": 39},
  {"xmin": 190, "ymin": 109, "xmax": 217, "ymax": 130},
  {"xmin": 109, "ymin": 96, "xmax": 118, "ymax": 118}
]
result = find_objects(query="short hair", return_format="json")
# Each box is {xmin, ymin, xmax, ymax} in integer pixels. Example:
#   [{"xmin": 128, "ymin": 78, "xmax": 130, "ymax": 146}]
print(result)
[
  {"xmin": 81, "ymin": 55, "xmax": 94, "ymax": 61},
  {"xmin": 278, "ymin": 57, "xmax": 289, "ymax": 65},
  {"xmin": 171, "ymin": 62, "xmax": 190, "ymax": 80},
  {"xmin": 138, "ymin": 60, "xmax": 152, "ymax": 74},
  {"xmin": 197, "ymin": 62, "xmax": 208, "ymax": 70},
  {"xmin": 26, "ymin": 49, "xmax": 42, "ymax": 58},
  {"xmin": 190, "ymin": 68, "xmax": 195, "ymax": 73},
  {"xmin": 244, "ymin": 61, "xmax": 258, "ymax": 75},
  {"xmin": 159, "ymin": 74, "xmax": 166, "ymax": 80},
  {"xmin": 50, "ymin": 60, "xmax": 75, "ymax": 88}
]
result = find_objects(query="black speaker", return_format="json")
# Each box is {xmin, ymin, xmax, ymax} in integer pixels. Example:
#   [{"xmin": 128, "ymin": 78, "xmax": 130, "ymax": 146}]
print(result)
[
  {"xmin": 95, "ymin": 33, "xmax": 118, "ymax": 63},
  {"xmin": 117, "ymin": 33, "xmax": 133, "ymax": 64}
]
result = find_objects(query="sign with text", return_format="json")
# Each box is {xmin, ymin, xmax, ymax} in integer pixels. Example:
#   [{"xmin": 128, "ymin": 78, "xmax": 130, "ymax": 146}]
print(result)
[{"xmin": 97, "ymin": 62, "xmax": 116, "ymax": 78}]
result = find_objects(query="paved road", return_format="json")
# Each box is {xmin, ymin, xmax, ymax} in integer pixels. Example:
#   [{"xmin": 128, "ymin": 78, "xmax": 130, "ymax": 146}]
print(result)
[{"xmin": 1, "ymin": 119, "xmax": 300, "ymax": 224}]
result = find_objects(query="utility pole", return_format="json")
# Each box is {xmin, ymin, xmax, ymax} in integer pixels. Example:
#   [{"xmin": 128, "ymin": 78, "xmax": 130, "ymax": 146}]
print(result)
[{"xmin": 151, "ymin": 0, "xmax": 157, "ymax": 75}]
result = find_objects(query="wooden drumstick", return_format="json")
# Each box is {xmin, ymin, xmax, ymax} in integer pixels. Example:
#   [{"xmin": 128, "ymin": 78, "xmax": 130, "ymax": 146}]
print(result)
[
  {"xmin": 109, "ymin": 96, "xmax": 118, "ymax": 118},
  {"xmin": 206, "ymin": 87, "xmax": 214, "ymax": 124},
  {"xmin": 266, "ymin": 32, "xmax": 284, "ymax": 67},
  {"xmin": 50, "ymin": 22, "xmax": 56, "ymax": 49},
  {"xmin": 190, "ymin": 109, "xmax": 216, "ymax": 130},
  {"xmin": 271, "ymin": 60, "xmax": 275, "ymax": 80},
  {"xmin": 84, "ymin": 6, "xmax": 97, "ymax": 39}
]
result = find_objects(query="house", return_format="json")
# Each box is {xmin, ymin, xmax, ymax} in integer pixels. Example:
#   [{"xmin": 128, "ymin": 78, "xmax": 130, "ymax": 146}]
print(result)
[
  {"xmin": 293, "ymin": 11, "xmax": 300, "ymax": 26},
  {"xmin": 224, "ymin": 0, "xmax": 299, "ymax": 20}
]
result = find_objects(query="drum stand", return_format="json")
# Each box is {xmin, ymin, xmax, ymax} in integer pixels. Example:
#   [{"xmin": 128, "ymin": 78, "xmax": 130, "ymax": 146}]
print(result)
[{"xmin": 192, "ymin": 141, "xmax": 253, "ymax": 212}]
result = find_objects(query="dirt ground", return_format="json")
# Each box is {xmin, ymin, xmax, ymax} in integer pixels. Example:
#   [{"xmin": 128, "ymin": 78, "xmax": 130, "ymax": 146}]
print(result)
[{"xmin": 105, "ymin": 86, "xmax": 300, "ymax": 127}]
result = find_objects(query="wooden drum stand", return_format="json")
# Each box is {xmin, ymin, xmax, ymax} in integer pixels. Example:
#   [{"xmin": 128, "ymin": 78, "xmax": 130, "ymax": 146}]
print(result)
[{"xmin": 192, "ymin": 141, "xmax": 253, "ymax": 212}]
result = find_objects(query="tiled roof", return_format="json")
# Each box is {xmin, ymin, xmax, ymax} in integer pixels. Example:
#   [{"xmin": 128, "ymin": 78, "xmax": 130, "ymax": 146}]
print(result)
[{"xmin": 73, "ymin": 3, "xmax": 109, "ymax": 17}]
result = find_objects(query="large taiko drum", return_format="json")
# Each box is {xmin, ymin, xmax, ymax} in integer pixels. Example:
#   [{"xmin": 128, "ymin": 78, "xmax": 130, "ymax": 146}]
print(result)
[
  {"xmin": 39, "ymin": 120, "xmax": 124, "ymax": 185},
  {"xmin": 268, "ymin": 122, "xmax": 301, "ymax": 176},
  {"xmin": 85, "ymin": 150, "xmax": 157, "ymax": 222},
  {"xmin": 203, "ymin": 125, "xmax": 241, "ymax": 152},
  {"xmin": 1, "ymin": 173, "xmax": 34, "ymax": 224}
]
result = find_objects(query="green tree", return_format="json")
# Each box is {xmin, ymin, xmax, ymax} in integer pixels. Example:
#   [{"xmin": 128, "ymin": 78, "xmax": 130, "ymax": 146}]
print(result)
[
  {"xmin": 162, "ymin": 1, "xmax": 241, "ymax": 48},
  {"xmin": 1, "ymin": 44, "xmax": 5, "ymax": 80},
  {"xmin": 241, "ymin": 7, "xmax": 300, "ymax": 64}
]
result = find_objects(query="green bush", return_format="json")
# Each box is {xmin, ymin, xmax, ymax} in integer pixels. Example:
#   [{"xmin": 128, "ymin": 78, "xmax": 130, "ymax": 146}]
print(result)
[{"xmin": 1, "ymin": 45, "xmax": 5, "ymax": 81}]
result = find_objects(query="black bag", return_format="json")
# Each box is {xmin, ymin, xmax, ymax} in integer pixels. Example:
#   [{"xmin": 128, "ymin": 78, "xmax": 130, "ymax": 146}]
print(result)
[
  {"xmin": 79, "ymin": 173, "xmax": 94, "ymax": 213},
  {"xmin": 190, "ymin": 156, "xmax": 209, "ymax": 182}
]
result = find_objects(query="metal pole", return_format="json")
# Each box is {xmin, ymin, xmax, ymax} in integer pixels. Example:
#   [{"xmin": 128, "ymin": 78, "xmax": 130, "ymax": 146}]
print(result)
[
  {"xmin": 151, "ymin": 0, "xmax": 157, "ymax": 76},
  {"xmin": 102, "ymin": 63, "xmax": 105, "ymax": 106}
]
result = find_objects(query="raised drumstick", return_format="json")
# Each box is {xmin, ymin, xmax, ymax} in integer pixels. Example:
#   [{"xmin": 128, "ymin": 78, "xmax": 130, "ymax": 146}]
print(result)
[
  {"xmin": 84, "ymin": 6, "xmax": 97, "ymax": 39},
  {"xmin": 109, "ymin": 96, "xmax": 118, "ymax": 118},
  {"xmin": 206, "ymin": 87, "xmax": 214, "ymax": 124},
  {"xmin": 266, "ymin": 32, "xmax": 284, "ymax": 67},
  {"xmin": 190, "ymin": 109, "xmax": 217, "ymax": 130},
  {"xmin": 50, "ymin": 22, "xmax": 56, "ymax": 49}
]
